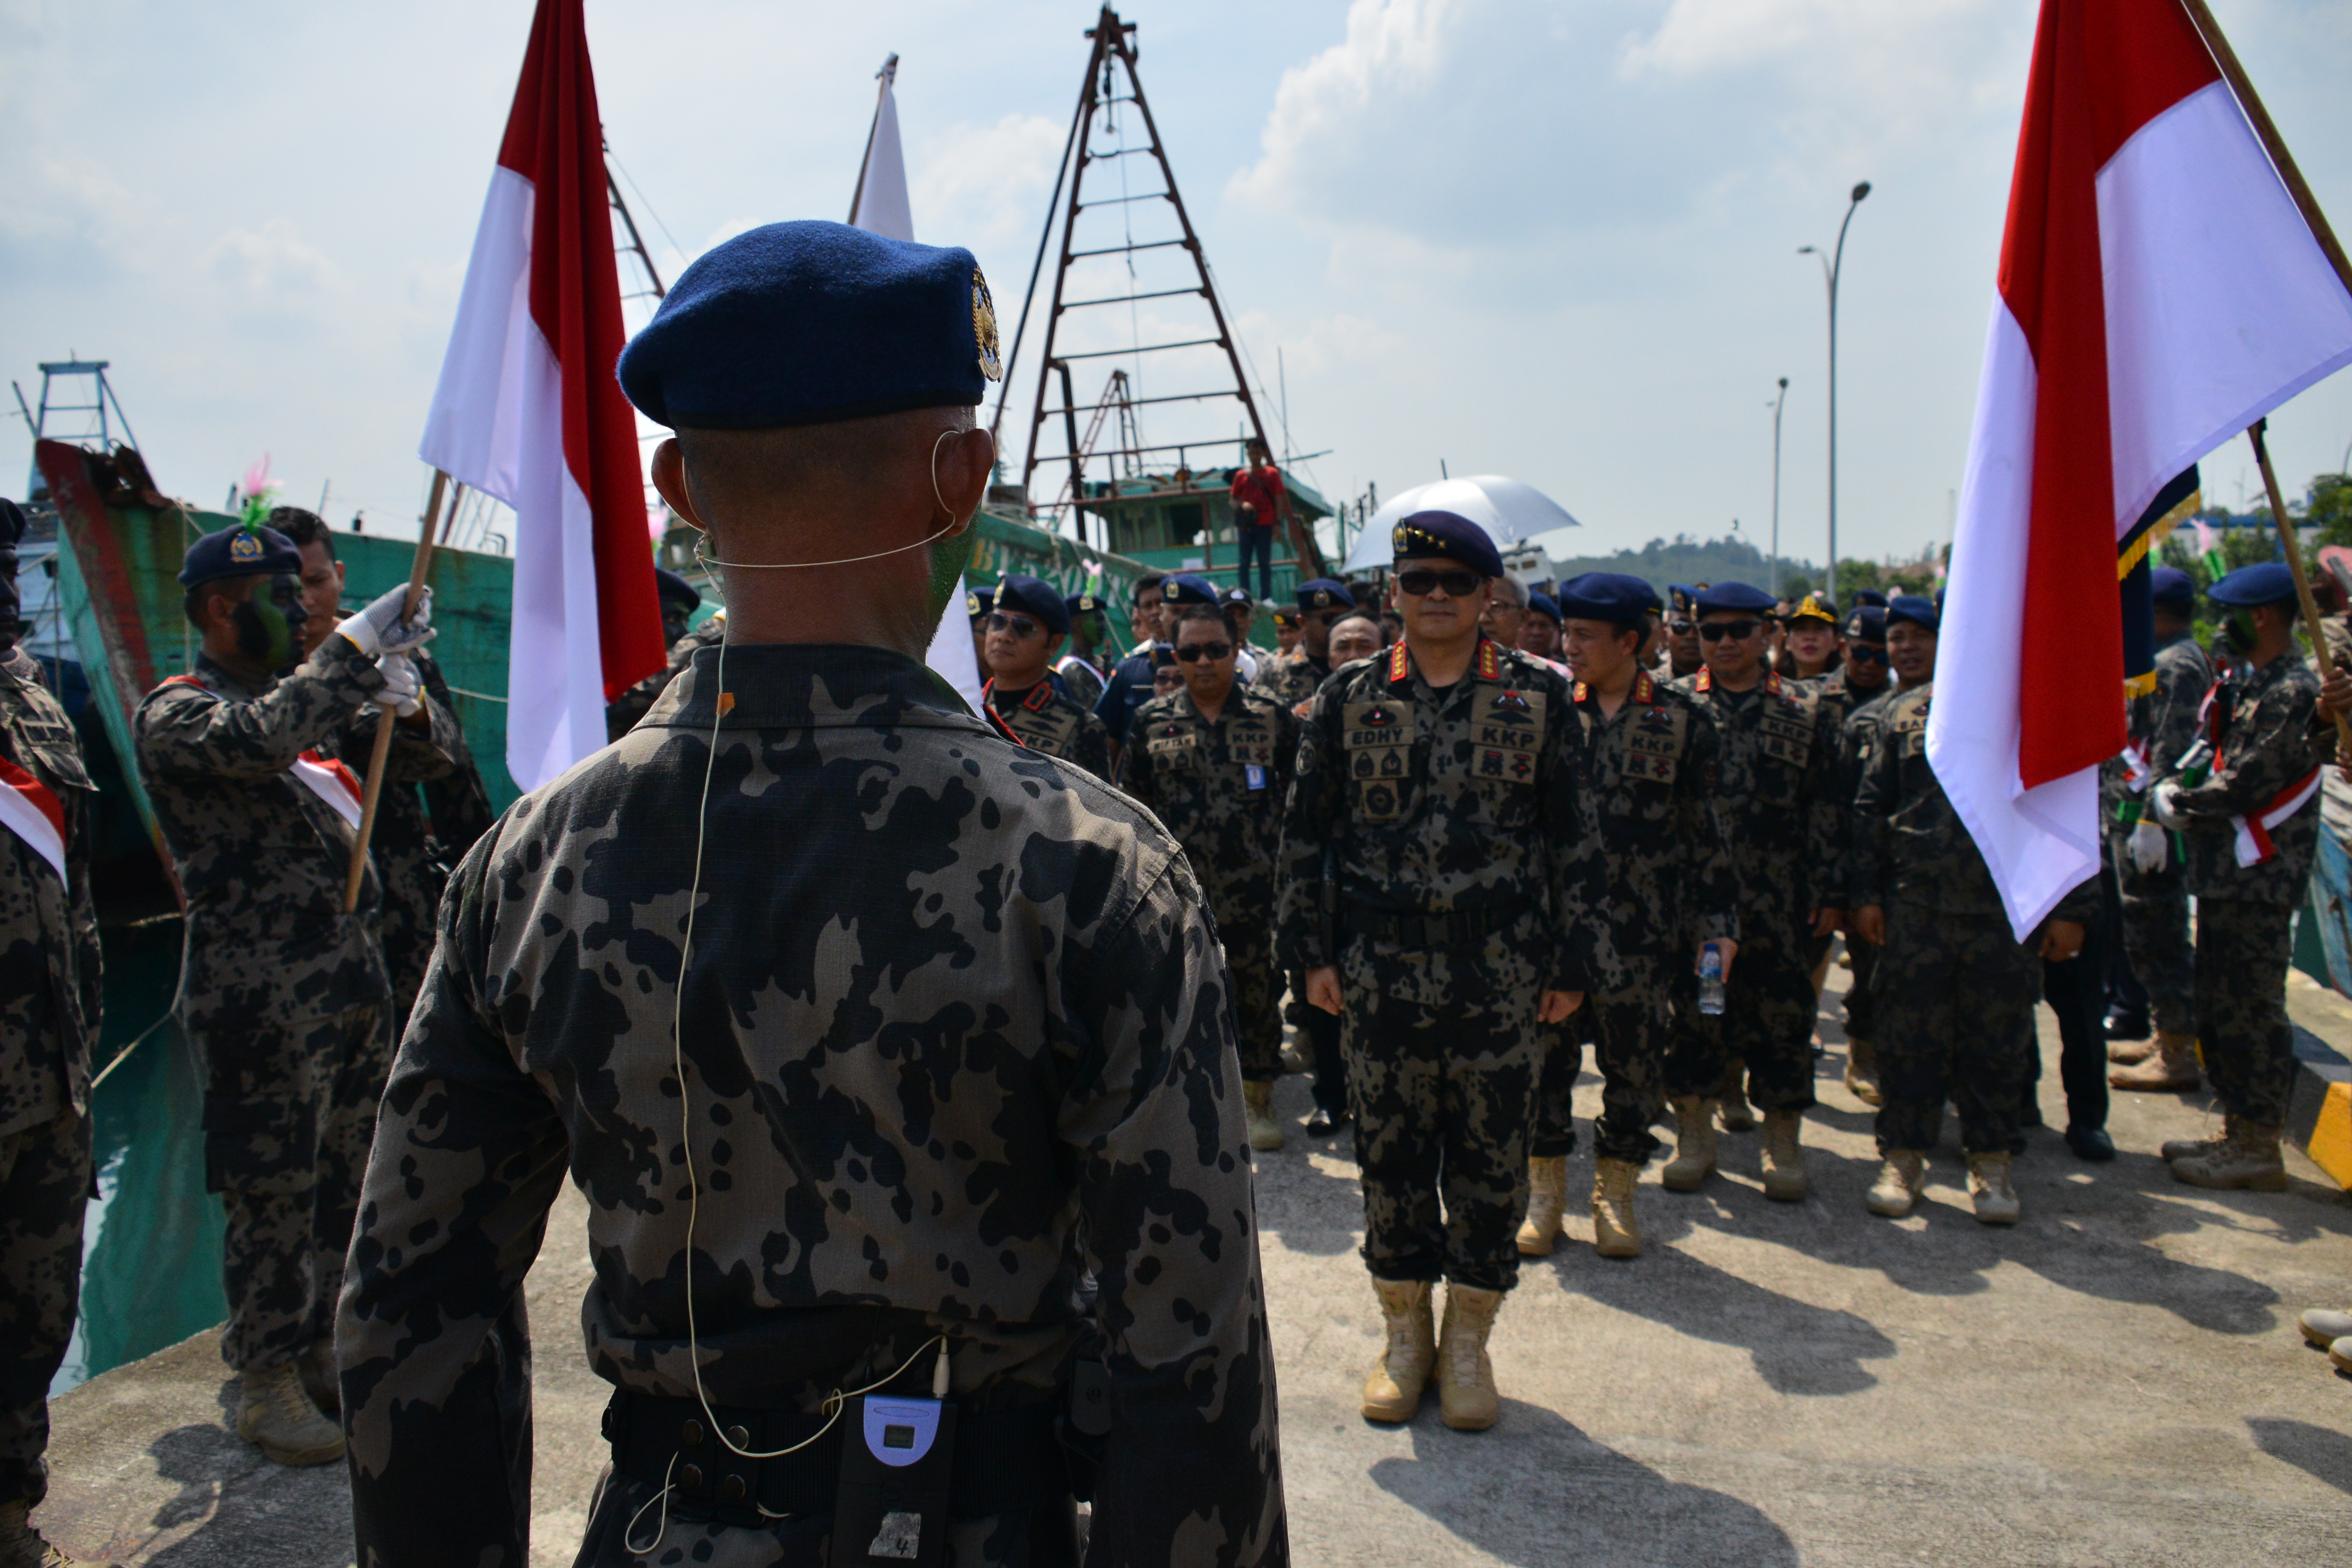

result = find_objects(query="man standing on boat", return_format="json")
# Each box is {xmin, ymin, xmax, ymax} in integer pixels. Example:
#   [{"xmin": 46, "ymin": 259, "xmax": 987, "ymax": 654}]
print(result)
[
  {"xmin": 131, "ymin": 522, "xmax": 440, "ymax": 1470},
  {"xmin": 0, "ymin": 498, "xmax": 113, "ymax": 1568},
  {"xmin": 1227, "ymin": 438, "xmax": 1289, "ymax": 606}
]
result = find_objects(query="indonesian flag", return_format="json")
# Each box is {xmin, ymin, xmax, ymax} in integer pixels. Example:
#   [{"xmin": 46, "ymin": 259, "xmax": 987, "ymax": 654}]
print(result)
[
  {"xmin": 290, "ymin": 750, "xmax": 366, "ymax": 831},
  {"xmin": 419, "ymin": 0, "xmax": 665, "ymax": 791},
  {"xmin": 1930, "ymin": 0, "xmax": 2352, "ymax": 937}
]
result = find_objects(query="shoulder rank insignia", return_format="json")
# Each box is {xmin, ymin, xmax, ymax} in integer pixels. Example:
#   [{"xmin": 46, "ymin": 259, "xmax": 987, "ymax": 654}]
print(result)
[
  {"xmin": 1387, "ymin": 642, "xmax": 1412, "ymax": 685},
  {"xmin": 1024, "ymin": 684, "xmax": 1053, "ymax": 712},
  {"xmin": 1764, "ymin": 670, "xmax": 1783, "ymax": 697},
  {"xmin": 1694, "ymin": 667, "xmax": 1713, "ymax": 692},
  {"xmin": 1632, "ymin": 670, "xmax": 1655, "ymax": 705},
  {"xmin": 1572, "ymin": 681, "xmax": 1590, "ymax": 702},
  {"xmin": 1476, "ymin": 639, "xmax": 1502, "ymax": 682}
]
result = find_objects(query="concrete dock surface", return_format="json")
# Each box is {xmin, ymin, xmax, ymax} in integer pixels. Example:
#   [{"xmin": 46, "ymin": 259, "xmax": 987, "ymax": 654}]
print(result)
[{"xmin": 35, "ymin": 970, "xmax": 2352, "ymax": 1566}]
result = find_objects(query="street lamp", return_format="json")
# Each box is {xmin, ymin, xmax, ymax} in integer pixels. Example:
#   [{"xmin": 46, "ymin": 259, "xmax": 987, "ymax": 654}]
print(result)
[
  {"xmin": 1799, "ymin": 179, "xmax": 1871, "ymax": 598},
  {"xmin": 1769, "ymin": 377, "xmax": 1789, "ymax": 597}
]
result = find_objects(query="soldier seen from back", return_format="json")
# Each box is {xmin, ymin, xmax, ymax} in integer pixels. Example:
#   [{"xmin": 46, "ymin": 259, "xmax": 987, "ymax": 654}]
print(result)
[
  {"xmin": 338, "ymin": 222, "xmax": 1285, "ymax": 1568},
  {"xmin": 981, "ymin": 575, "xmax": 1112, "ymax": 780}
]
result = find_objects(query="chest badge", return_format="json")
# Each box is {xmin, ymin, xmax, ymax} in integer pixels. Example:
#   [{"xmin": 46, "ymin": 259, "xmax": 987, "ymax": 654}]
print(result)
[
  {"xmin": 1365, "ymin": 705, "xmax": 1395, "ymax": 728},
  {"xmin": 1492, "ymin": 689, "xmax": 1532, "ymax": 717}
]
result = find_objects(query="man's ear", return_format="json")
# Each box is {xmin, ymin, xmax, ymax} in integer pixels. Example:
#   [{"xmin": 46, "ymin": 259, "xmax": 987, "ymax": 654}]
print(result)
[
  {"xmin": 651, "ymin": 439, "xmax": 703, "ymax": 531},
  {"xmin": 1045, "ymin": 632, "xmax": 1068, "ymax": 662},
  {"xmin": 933, "ymin": 425, "xmax": 996, "ymax": 530}
]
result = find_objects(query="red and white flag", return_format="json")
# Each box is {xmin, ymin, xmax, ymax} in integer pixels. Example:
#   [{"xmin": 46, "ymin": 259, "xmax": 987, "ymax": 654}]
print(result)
[
  {"xmin": 1930, "ymin": 0, "xmax": 2352, "ymax": 937},
  {"xmin": 290, "ymin": 750, "xmax": 366, "ymax": 831},
  {"xmin": 420, "ymin": 0, "xmax": 665, "ymax": 792}
]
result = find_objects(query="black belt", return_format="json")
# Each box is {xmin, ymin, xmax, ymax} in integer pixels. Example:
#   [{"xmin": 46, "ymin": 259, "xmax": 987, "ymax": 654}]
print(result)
[
  {"xmin": 604, "ymin": 1388, "xmax": 1070, "ymax": 1530},
  {"xmin": 1342, "ymin": 902, "xmax": 1524, "ymax": 951}
]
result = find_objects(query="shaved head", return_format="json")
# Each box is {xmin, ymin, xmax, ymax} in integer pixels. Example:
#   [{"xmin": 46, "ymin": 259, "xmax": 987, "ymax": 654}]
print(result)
[{"xmin": 674, "ymin": 404, "xmax": 976, "ymax": 523}]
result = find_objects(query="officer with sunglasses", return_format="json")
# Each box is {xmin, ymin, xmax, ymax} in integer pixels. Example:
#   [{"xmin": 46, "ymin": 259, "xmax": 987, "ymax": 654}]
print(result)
[
  {"xmin": 1661, "ymin": 586, "xmax": 1704, "ymax": 679},
  {"xmin": 980, "ymin": 575, "xmax": 1112, "ymax": 779},
  {"xmin": 1279, "ymin": 511, "xmax": 1607, "ymax": 1435},
  {"xmin": 1660, "ymin": 581, "xmax": 1843, "ymax": 1205},
  {"xmin": 1256, "ymin": 578, "xmax": 1359, "ymax": 712}
]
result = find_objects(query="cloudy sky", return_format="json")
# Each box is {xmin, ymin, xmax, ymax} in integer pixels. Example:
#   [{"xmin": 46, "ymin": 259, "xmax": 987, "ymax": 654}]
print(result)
[{"xmin": 7, "ymin": 0, "xmax": 2351, "ymax": 569}]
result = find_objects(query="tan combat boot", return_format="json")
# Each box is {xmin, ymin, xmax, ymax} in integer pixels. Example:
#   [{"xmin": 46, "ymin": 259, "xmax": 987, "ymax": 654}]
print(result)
[
  {"xmin": 1662, "ymin": 1097, "xmax": 1718, "ymax": 1191},
  {"xmin": 1242, "ymin": 1081, "xmax": 1284, "ymax": 1152},
  {"xmin": 2298, "ymin": 1307, "xmax": 2352, "ymax": 1348},
  {"xmin": 2159, "ymin": 1122, "xmax": 2229, "ymax": 1162},
  {"xmin": 2110, "ymin": 1031, "xmax": 2200, "ymax": 1091},
  {"xmin": 1761, "ymin": 1110, "xmax": 1809, "ymax": 1202},
  {"xmin": 1515, "ymin": 1156, "xmax": 1568, "ymax": 1257},
  {"xmin": 1865, "ymin": 1152, "xmax": 1925, "ymax": 1217},
  {"xmin": 1716, "ymin": 1061, "xmax": 1757, "ymax": 1132},
  {"xmin": 1360, "ymin": 1279, "xmax": 1435, "ymax": 1423},
  {"xmin": 1967, "ymin": 1151, "xmax": 2021, "ymax": 1224},
  {"xmin": 2171, "ymin": 1117, "xmax": 2288, "ymax": 1191},
  {"xmin": 237, "ymin": 1360, "xmax": 345, "ymax": 1467},
  {"xmin": 1436, "ymin": 1284, "xmax": 1504, "ymax": 1431},
  {"xmin": 298, "ymin": 1336, "xmax": 339, "ymax": 1414},
  {"xmin": 2107, "ymin": 1034, "xmax": 2158, "ymax": 1066},
  {"xmin": 1591, "ymin": 1157, "xmax": 1642, "ymax": 1258},
  {"xmin": 0, "ymin": 1500, "xmax": 122, "ymax": 1568},
  {"xmin": 1842, "ymin": 1039, "xmax": 1882, "ymax": 1106}
]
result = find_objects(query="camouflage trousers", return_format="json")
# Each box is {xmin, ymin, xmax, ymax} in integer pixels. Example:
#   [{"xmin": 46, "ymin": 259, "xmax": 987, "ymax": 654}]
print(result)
[
  {"xmin": 1225, "ymin": 925, "xmax": 1284, "ymax": 1084},
  {"xmin": 0, "ymin": 1107, "xmax": 90, "ymax": 1508},
  {"xmin": 2193, "ymin": 898, "xmax": 2298, "ymax": 1127},
  {"xmin": 2115, "ymin": 837, "xmax": 2196, "ymax": 1035},
  {"xmin": 575, "ymin": 1474, "xmax": 1080, "ymax": 1567},
  {"xmin": 1664, "ymin": 927, "xmax": 1818, "ymax": 1113},
  {"xmin": 1341, "ymin": 953, "xmax": 1539, "ymax": 1293},
  {"xmin": 200, "ymin": 1004, "xmax": 393, "ymax": 1372},
  {"xmin": 1531, "ymin": 962, "xmax": 1669, "ymax": 1165},
  {"xmin": 1842, "ymin": 936, "xmax": 1882, "ymax": 1045},
  {"xmin": 1872, "ymin": 902, "xmax": 2038, "ymax": 1155}
]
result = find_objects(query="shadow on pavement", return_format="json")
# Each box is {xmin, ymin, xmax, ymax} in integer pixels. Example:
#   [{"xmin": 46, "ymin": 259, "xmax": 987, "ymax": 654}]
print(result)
[
  {"xmin": 2246, "ymin": 1417, "xmax": 2352, "ymax": 1496},
  {"xmin": 1369, "ymin": 1404, "xmax": 1799, "ymax": 1567},
  {"xmin": 133, "ymin": 1380, "xmax": 352, "ymax": 1568}
]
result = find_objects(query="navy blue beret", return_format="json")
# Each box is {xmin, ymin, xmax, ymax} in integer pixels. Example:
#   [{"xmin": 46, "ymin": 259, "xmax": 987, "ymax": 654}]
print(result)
[
  {"xmin": 992, "ymin": 574, "xmax": 1071, "ymax": 634},
  {"xmin": 1934, "ymin": 588, "xmax": 1947, "ymax": 616},
  {"xmin": 652, "ymin": 566, "xmax": 701, "ymax": 611},
  {"xmin": 1065, "ymin": 591, "xmax": 1104, "ymax": 618},
  {"xmin": 1161, "ymin": 573, "xmax": 1220, "ymax": 606},
  {"xmin": 1695, "ymin": 581, "xmax": 1778, "ymax": 615},
  {"xmin": 1391, "ymin": 511, "xmax": 1503, "ymax": 579},
  {"xmin": 617, "ymin": 220, "xmax": 1001, "ymax": 430},
  {"xmin": 1295, "ymin": 577, "xmax": 1356, "ymax": 612},
  {"xmin": 1887, "ymin": 593, "xmax": 1939, "ymax": 631},
  {"xmin": 1844, "ymin": 606, "xmax": 1888, "ymax": 644},
  {"xmin": 180, "ymin": 524, "xmax": 301, "ymax": 588},
  {"xmin": 1558, "ymin": 572, "xmax": 1654, "ymax": 628},
  {"xmin": 1851, "ymin": 589, "xmax": 1888, "ymax": 609},
  {"xmin": 2209, "ymin": 561, "xmax": 2298, "ymax": 607},
  {"xmin": 1526, "ymin": 592, "xmax": 1561, "ymax": 624},
  {"xmin": 1666, "ymin": 584, "xmax": 1698, "ymax": 615},
  {"xmin": 2149, "ymin": 565, "xmax": 2196, "ymax": 612},
  {"xmin": 1788, "ymin": 591, "xmax": 1838, "ymax": 625},
  {"xmin": 966, "ymin": 587, "xmax": 988, "ymax": 622}
]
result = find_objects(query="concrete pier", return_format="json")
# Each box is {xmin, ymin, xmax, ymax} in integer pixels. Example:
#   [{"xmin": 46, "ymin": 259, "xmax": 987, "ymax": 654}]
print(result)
[{"xmin": 34, "ymin": 969, "xmax": 2352, "ymax": 1566}]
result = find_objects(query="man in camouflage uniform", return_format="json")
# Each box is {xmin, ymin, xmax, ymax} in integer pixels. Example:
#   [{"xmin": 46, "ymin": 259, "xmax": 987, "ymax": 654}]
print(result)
[
  {"xmin": 1850, "ymin": 597, "xmax": 2092, "ymax": 1223},
  {"xmin": 1053, "ymin": 590, "xmax": 1109, "ymax": 711},
  {"xmin": 132, "ymin": 523, "xmax": 441, "ymax": 1469},
  {"xmin": 339, "ymin": 222, "xmax": 1284, "ymax": 1567},
  {"xmin": 607, "ymin": 567, "xmax": 724, "ymax": 740},
  {"xmin": 1826, "ymin": 605, "xmax": 1895, "ymax": 1104},
  {"xmin": 1118, "ymin": 599, "xmax": 1298, "ymax": 1152},
  {"xmin": 981, "ymin": 575, "xmax": 1112, "ymax": 779},
  {"xmin": 2107, "ymin": 566, "xmax": 2215, "ymax": 1090},
  {"xmin": 0, "ymin": 499, "xmax": 113, "ymax": 1568},
  {"xmin": 2148, "ymin": 564, "xmax": 2333, "ymax": 1190},
  {"xmin": 1661, "ymin": 582, "xmax": 1841, "ymax": 1202},
  {"xmin": 1520, "ymin": 573, "xmax": 1737, "ymax": 1262},
  {"xmin": 1281, "ymin": 512, "xmax": 1605, "ymax": 1433}
]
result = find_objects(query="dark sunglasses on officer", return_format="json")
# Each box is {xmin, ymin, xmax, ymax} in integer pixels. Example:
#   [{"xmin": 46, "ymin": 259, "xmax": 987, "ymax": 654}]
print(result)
[
  {"xmin": 1174, "ymin": 637, "xmax": 1235, "ymax": 662},
  {"xmin": 1846, "ymin": 642, "xmax": 1889, "ymax": 666},
  {"xmin": 1395, "ymin": 567, "xmax": 1482, "ymax": 599},
  {"xmin": 985, "ymin": 612, "xmax": 1044, "ymax": 638},
  {"xmin": 1696, "ymin": 617, "xmax": 1764, "ymax": 642}
]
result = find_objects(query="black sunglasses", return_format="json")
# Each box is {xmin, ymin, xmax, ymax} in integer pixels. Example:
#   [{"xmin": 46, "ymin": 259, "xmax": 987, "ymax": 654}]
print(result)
[
  {"xmin": 1174, "ymin": 641, "xmax": 1234, "ymax": 662},
  {"xmin": 1396, "ymin": 568, "xmax": 1482, "ymax": 598},
  {"xmin": 1697, "ymin": 619, "xmax": 1763, "ymax": 642},
  {"xmin": 985, "ymin": 612, "xmax": 1042, "ymax": 637},
  {"xmin": 1666, "ymin": 618, "xmax": 1696, "ymax": 635},
  {"xmin": 1846, "ymin": 643, "xmax": 1889, "ymax": 665}
]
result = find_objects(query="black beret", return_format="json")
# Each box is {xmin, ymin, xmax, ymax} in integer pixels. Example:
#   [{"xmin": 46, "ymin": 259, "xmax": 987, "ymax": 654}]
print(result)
[
  {"xmin": 1557, "ymin": 571, "xmax": 1654, "ymax": 628},
  {"xmin": 1161, "ymin": 573, "xmax": 1220, "ymax": 606},
  {"xmin": 179, "ymin": 524, "xmax": 301, "ymax": 588},
  {"xmin": 991, "ymin": 574, "xmax": 1071, "ymax": 634},
  {"xmin": 1295, "ymin": 577, "xmax": 1356, "ymax": 612},
  {"xmin": 652, "ymin": 566, "xmax": 702, "ymax": 611},
  {"xmin": 1391, "ymin": 511, "xmax": 1503, "ymax": 579},
  {"xmin": 1694, "ymin": 581, "xmax": 1778, "ymax": 615},
  {"xmin": 1851, "ymin": 589, "xmax": 1889, "ymax": 609},
  {"xmin": 1788, "ymin": 591, "xmax": 1838, "ymax": 625},
  {"xmin": 1064, "ymin": 591, "xmax": 1104, "ymax": 617},
  {"xmin": 2150, "ymin": 565, "xmax": 2195, "ymax": 612},
  {"xmin": 0, "ymin": 499, "xmax": 23, "ymax": 549},
  {"xmin": 1887, "ymin": 593, "xmax": 1939, "ymax": 632},
  {"xmin": 1272, "ymin": 608, "xmax": 1299, "ymax": 626},
  {"xmin": 1526, "ymin": 592, "xmax": 1561, "ymax": 624},
  {"xmin": 966, "ymin": 588, "xmax": 988, "ymax": 623},
  {"xmin": 1844, "ymin": 606, "xmax": 1888, "ymax": 644},
  {"xmin": 1221, "ymin": 584, "xmax": 1254, "ymax": 607},
  {"xmin": 617, "ymin": 220, "xmax": 1001, "ymax": 430}
]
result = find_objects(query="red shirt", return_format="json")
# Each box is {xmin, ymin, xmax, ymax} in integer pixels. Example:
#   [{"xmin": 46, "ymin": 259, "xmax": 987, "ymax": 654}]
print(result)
[{"xmin": 1228, "ymin": 465, "xmax": 1284, "ymax": 529}]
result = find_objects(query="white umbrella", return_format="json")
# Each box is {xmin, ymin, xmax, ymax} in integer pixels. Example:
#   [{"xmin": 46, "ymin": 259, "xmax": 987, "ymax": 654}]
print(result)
[{"xmin": 1340, "ymin": 474, "xmax": 1582, "ymax": 575}]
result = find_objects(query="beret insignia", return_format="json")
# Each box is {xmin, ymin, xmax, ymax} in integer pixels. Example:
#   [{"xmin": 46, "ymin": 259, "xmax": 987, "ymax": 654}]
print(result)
[
  {"xmin": 229, "ymin": 532, "xmax": 265, "ymax": 563},
  {"xmin": 973, "ymin": 269, "xmax": 1003, "ymax": 382}
]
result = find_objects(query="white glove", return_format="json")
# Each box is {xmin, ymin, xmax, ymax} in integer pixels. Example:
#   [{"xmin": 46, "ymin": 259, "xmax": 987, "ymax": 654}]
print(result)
[
  {"xmin": 2149, "ymin": 781, "xmax": 2184, "ymax": 831},
  {"xmin": 369, "ymin": 652, "xmax": 422, "ymax": 718},
  {"xmin": 339, "ymin": 583, "xmax": 435, "ymax": 657},
  {"xmin": 2127, "ymin": 819, "xmax": 2169, "ymax": 875}
]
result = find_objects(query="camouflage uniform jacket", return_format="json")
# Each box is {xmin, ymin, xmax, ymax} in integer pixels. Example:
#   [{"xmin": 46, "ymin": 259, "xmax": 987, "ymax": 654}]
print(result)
[
  {"xmin": 1670, "ymin": 667, "xmax": 1843, "ymax": 928},
  {"xmin": 1115, "ymin": 684, "xmax": 1298, "ymax": 939},
  {"xmin": 1276, "ymin": 637, "xmax": 1608, "ymax": 996},
  {"xmin": 985, "ymin": 676, "xmax": 1112, "ymax": 778},
  {"xmin": 1054, "ymin": 651, "xmax": 1107, "ymax": 711},
  {"xmin": 0, "ymin": 649, "xmax": 101, "ymax": 1141},
  {"xmin": 1835, "ymin": 684, "xmax": 1902, "ymax": 904},
  {"xmin": 2100, "ymin": 632, "xmax": 2214, "ymax": 818},
  {"xmin": 132, "ymin": 638, "xmax": 409, "ymax": 1032},
  {"xmin": 1852, "ymin": 683, "xmax": 2097, "ymax": 923},
  {"xmin": 1572, "ymin": 670, "xmax": 1738, "ymax": 983},
  {"xmin": 606, "ymin": 615, "xmax": 726, "ymax": 742},
  {"xmin": 341, "ymin": 642, "xmax": 1284, "ymax": 1566},
  {"xmin": 2166, "ymin": 650, "xmax": 2334, "ymax": 905},
  {"xmin": 1253, "ymin": 652, "xmax": 1332, "ymax": 714}
]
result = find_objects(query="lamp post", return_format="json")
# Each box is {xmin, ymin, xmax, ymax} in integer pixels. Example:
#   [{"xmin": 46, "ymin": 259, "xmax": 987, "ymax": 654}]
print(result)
[
  {"xmin": 1769, "ymin": 376, "xmax": 1789, "ymax": 597},
  {"xmin": 1799, "ymin": 179, "xmax": 1871, "ymax": 599}
]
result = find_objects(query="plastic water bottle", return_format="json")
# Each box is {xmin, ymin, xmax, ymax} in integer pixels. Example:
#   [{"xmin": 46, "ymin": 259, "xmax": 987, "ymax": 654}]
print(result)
[{"xmin": 1697, "ymin": 942, "xmax": 1726, "ymax": 1016}]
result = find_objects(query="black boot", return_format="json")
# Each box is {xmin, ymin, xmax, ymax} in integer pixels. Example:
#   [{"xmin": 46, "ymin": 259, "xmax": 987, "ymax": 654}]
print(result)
[
  {"xmin": 2065, "ymin": 1125, "xmax": 2116, "ymax": 1161},
  {"xmin": 2102, "ymin": 1007, "xmax": 2151, "ymax": 1041}
]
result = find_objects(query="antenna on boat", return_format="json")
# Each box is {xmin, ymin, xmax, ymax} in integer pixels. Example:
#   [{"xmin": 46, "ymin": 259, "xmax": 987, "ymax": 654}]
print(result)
[{"xmin": 996, "ymin": 6, "xmax": 1324, "ymax": 575}]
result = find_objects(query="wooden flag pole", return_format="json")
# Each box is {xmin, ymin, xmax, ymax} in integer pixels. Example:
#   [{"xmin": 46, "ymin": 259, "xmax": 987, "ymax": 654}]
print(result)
[
  {"xmin": 2246, "ymin": 419, "xmax": 2352, "ymax": 755},
  {"xmin": 342, "ymin": 469, "xmax": 452, "ymax": 912}
]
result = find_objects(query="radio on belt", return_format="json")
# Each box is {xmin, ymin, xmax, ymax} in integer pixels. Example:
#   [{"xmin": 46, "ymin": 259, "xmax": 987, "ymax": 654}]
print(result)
[{"xmin": 830, "ymin": 1393, "xmax": 957, "ymax": 1567}]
